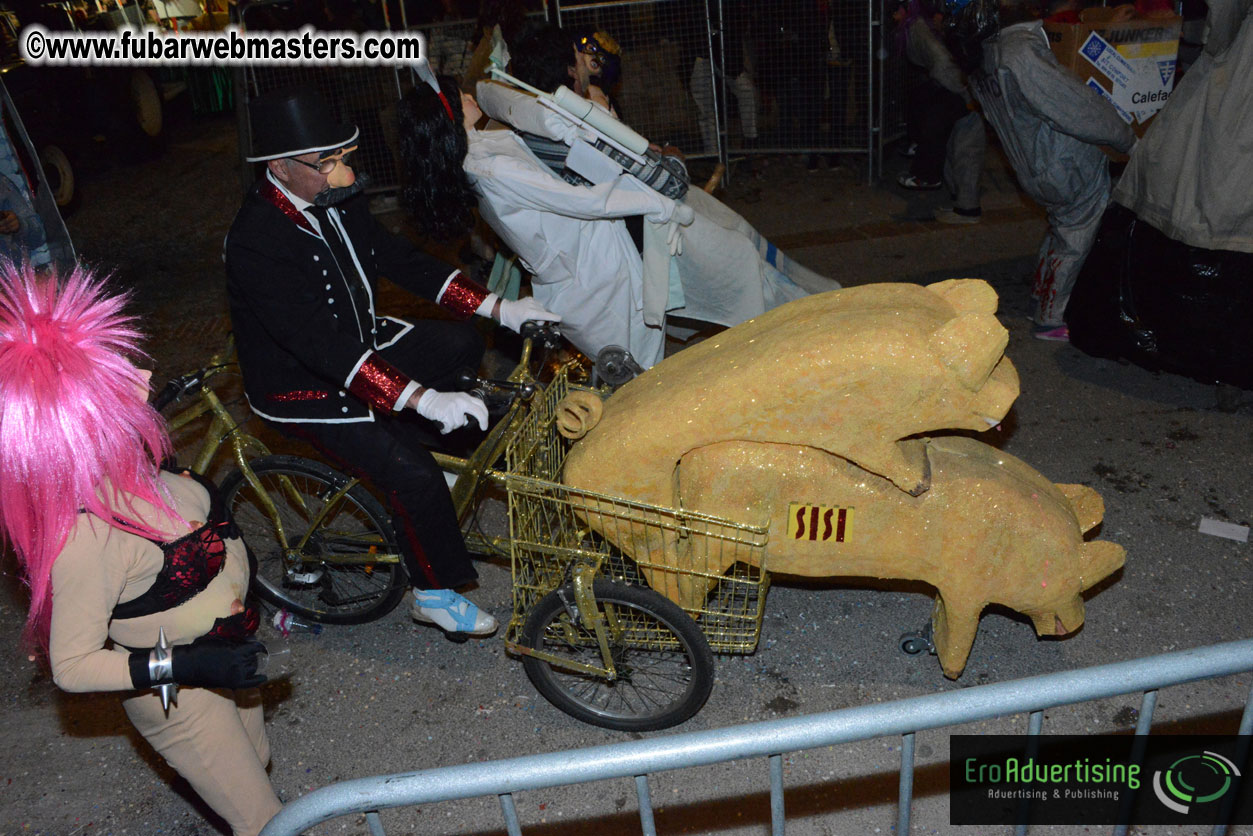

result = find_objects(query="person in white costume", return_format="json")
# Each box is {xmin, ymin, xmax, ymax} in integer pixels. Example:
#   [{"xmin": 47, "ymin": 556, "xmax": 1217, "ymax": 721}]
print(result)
[
  {"xmin": 491, "ymin": 25, "xmax": 840, "ymax": 327},
  {"xmin": 400, "ymin": 74, "xmax": 687, "ymax": 368},
  {"xmin": 399, "ymin": 74, "xmax": 839, "ymax": 369}
]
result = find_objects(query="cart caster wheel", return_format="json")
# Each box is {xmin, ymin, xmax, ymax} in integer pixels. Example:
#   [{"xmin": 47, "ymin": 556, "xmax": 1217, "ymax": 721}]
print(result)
[
  {"xmin": 899, "ymin": 622, "xmax": 935, "ymax": 656},
  {"xmin": 899, "ymin": 633, "xmax": 928, "ymax": 655}
]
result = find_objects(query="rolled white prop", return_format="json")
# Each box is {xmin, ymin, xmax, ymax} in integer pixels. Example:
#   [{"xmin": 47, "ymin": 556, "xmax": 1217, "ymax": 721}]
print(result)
[{"xmin": 551, "ymin": 85, "xmax": 650, "ymax": 156}]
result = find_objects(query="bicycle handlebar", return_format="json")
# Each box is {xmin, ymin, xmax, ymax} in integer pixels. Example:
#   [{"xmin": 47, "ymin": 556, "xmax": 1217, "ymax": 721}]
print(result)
[
  {"xmin": 519, "ymin": 319, "xmax": 563, "ymax": 350},
  {"xmin": 152, "ymin": 369, "xmax": 211, "ymax": 412}
]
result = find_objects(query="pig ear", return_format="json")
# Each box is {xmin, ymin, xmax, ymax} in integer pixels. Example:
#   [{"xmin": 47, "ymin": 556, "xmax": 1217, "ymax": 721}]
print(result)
[
  {"xmin": 930, "ymin": 312, "xmax": 1008, "ymax": 391},
  {"xmin": 926, "ymin": 278, "xmax": 1000, "ymax": 315},
  {"xmin": 1080, "ymin": 541, "xmax": 1126, "ymax": 591},
  {"xmin": 969, "ymin": 356, "xmax": 1019, "ymax": 423},
  {"xmin": 1056, "ymin": 483, "xmax": 1105, "ymax": 533}
]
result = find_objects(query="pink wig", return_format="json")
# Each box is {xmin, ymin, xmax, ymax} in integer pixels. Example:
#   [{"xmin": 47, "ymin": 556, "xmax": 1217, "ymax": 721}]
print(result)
[{"xmin": 0, "ymin": 263, "xmax": 177, "ymax": 653}]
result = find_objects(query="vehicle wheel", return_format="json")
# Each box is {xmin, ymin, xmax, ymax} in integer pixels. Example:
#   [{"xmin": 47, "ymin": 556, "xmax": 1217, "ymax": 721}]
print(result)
[
  {"xmin": 113, "ymin": 70, "xmax": 165, "ymax": 160},
  {"xmin": 899, "ymin": 623, "xmax": 935, "ymax": 656},
  {"xmin": 130, "ymin": 70, "xmax": 163, "ymax": 139},
  {"xmin": 521, "ymin": 579, "xmax": 714, "ymax": 731},
  {"xmin": 39, "ymin": 144, "xmax": 79, "ymax": 216},
  {"xmin": 220, "ymin": 455, "xmax": 407, "ymax": 625}
]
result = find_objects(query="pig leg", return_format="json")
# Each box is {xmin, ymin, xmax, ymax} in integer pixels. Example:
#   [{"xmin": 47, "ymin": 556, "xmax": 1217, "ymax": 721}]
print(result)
[
  {"xmin": 668, "ymin": 446, "xmax": 761, "ymax": 608},
  {"xmin": 845, "ymin": 440, "xmax": 931, "ymax": 496},
  {"xmin": 930, "ymin": 590, "xmax": 985, "ymax": 679}
]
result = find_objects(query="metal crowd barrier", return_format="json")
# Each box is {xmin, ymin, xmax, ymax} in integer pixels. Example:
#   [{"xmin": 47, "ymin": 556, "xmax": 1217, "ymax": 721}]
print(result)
[
  {"xmin": 260, "ymin": 637, "xmax": 1253, "ymax": 836},
  {"xmin": 232, "ymin": 0, "xmax": 913, "ymax": 192},
  {"xmin": 552, "ymin": 0, "xmax": 908, "ymax": 182}
]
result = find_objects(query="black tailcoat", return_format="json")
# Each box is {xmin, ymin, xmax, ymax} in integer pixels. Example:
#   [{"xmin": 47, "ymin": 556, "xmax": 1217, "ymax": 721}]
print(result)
[{"xmin": 225, "ymin": 180, "xmax": 467, "ymax": 423}]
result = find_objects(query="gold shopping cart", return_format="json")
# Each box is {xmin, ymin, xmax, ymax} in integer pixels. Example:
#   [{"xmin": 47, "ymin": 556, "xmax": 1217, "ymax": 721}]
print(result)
[{"xmin": 499, "ymin": 360, "xmax": 771, "ymax": 731}]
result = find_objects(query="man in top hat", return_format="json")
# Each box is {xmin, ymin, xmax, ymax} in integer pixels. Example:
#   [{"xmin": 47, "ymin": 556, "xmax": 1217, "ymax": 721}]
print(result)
[{"xmin": 224, "ymin": 86, "xmax": 559, "ymax": 638}]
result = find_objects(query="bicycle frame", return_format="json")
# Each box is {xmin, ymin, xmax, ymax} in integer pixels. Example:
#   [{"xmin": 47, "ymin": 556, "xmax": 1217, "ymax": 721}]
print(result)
[
  {"xmin": 164, "ymin": 354, "xmax": 402, "ymax": 570},
  {"xmin": 168, "ymin": 333, "xmax": 696, "ymax": 690},
  {"xmin": 431, "ymin": 332, "xmax": 546, "ymax": 556},
  {"xmin": 420, "ymin": 334, "xmax": 628, "ymax": 679}
]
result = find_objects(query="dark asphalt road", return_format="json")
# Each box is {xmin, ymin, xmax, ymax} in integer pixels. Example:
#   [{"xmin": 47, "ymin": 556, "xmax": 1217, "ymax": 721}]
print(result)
[{"xmin": 2, "ymin": 107, "xmax": 1250, "ymax": 836}]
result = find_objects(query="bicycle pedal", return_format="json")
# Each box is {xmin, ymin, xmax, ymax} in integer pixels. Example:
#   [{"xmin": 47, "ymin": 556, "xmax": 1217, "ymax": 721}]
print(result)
[{"xmin": 286, "ymin": 570, "xmax": 323, "ymax": 585}]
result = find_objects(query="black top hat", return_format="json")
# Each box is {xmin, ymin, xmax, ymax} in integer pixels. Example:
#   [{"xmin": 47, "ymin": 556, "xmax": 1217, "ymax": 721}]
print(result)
[{"xmin": 246, "ymin": 86, "xmax": 359, "ymax": 162}]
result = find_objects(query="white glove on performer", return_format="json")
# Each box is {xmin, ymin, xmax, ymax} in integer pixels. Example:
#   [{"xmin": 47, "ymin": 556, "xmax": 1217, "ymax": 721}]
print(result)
[
  {"xmin": 666, "ymin": 220, "xmax": 684, "ymax": 256},
  {"xmin": 663, "ymin": 203, "xmax": 695, "ymax": 257},
  {"xmin": 496, "ymin": 296, "xmax": 562, "ymax": 334},
  {"xmin": 412, "ymin": 389, "xmax": 488, "ymax": 434}
]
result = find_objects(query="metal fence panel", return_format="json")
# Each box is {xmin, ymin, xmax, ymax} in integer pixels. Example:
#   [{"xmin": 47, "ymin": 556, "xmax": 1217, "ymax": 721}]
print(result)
[
  {"xmin": 423, "ymin": 17, "xmax": 482, "ymax": 81},
  {"xmin": 260, "ymin": 637, "xmax": 1253, "ymax": 836},
  {"xmin": 720, "ymin": 0, "xmax": 873, "ymax": 156},
  {"xmin": 235, "ymin": 1, "xmax": 906, "ymax": 189},
  {"xmin": 879, "ymin": 0, "xmax": 912, "ymax": 155},
  {"xmin": 554, "ymin": 0, "xmax": 715, "ymax": 158},
  {"xmin": 551, "ymin": 0, "xmax": 900, "ymax": 179}
]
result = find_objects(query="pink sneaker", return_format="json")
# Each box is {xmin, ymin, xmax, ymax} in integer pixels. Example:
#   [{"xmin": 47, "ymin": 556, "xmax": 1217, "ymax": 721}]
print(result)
[{"xmin": 1033, "ymin": 324, "xmax": 1070, "ymax": 342}]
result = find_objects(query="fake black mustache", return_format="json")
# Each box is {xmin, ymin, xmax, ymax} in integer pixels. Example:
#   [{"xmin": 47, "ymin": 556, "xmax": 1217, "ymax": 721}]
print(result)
[{"xmin": 313, "ymin": 171, "xmax": 371, "ymax": 206}]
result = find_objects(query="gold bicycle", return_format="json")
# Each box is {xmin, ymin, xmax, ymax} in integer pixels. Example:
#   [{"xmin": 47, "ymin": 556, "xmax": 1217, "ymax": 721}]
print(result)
[
  {"xmin": 160, "ymin": 326, "xmax": 771, "ymax": 731},
  {"xmin": 155, "ymin": 339, "xmax": 407, "ymax": 624}
]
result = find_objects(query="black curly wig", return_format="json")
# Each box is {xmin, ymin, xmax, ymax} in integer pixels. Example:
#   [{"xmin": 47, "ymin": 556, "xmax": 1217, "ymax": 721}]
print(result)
[
  {"xmin": 511, "ymin": 25, "xmax": 575, "ymax": 95},
  {"xmin": 397, "ymin": 74, "xmax": 477, "ymax": 241}
]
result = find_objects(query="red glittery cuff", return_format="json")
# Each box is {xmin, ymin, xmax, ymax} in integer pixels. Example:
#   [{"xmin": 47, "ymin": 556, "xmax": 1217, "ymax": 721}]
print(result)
[
  {"xmin": 348, "ymin": 353, "xmax": 411, "ymax": 412},
  {"xmin": 438, "ymin": 272, "xmax": 490, "ymax": 320}
]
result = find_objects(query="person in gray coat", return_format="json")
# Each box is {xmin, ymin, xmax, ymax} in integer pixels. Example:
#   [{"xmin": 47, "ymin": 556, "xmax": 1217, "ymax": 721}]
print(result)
[{"xmin": 948, "ymin": 0, "xmax": 1136, "ymax": 339}]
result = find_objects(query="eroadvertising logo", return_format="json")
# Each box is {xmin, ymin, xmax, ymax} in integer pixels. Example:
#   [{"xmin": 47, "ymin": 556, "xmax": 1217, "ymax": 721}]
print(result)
[
  {"xmin": 1152, "ymin": 751, "xmax": 1242, "ymax": 815},
  {"xmin": 951, "ymin": 735, "xmax": 1250, "ymax": 827}
]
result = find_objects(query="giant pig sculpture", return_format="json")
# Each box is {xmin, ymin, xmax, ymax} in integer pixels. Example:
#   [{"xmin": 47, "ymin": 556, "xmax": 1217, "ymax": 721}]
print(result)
[
  {"xmin": 565, "ymin": 279, "xmax": 1021, "ymax": 498},
  {"xmin": 559, "ymin": 280, "xmax": 1125, "ymax": 678},
  {"xmin": 671, "ymin": 437, "xmax": 1124, "ymax": 677}
]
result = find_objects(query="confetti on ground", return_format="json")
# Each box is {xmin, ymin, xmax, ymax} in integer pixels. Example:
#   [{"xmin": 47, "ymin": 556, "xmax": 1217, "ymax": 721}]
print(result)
[{"xmin": 1198, "ymin": 517, "xmax": 1249, "ymax": 542}]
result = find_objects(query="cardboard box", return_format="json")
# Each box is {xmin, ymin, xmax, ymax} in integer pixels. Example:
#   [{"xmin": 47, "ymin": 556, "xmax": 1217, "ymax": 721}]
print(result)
[{"xmin": 1044, "ymin": 15, "xmax": 1181, "ymax": 159}]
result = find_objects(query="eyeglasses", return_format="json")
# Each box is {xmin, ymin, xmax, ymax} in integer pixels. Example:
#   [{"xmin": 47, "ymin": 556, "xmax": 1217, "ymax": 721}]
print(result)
[
  {"xmin": 577, "ymin": 34, "xmax": 618, "ymax": 72},
  {"xmin": 290, "ymin": 149, "xmax": 355, "ymax": 175}
]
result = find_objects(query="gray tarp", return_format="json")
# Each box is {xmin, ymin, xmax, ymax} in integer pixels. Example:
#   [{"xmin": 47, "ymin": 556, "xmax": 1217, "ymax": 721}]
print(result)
[{"xmin": 1112, "ymin": 0, "xmax": 1253, "ymax": 253}]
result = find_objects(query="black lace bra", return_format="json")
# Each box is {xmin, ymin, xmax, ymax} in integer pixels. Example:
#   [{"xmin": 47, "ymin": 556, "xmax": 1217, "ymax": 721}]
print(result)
[{"xmin": 108, "ymin": 471, "xmax": 256, "ymax": 639}]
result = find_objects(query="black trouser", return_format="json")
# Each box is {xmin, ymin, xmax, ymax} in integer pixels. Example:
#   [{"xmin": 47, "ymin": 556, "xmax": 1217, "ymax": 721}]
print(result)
[
  {"xmin": 910, "ymin": 80, "xmax": 969, "ymax": 183},
  {"xmin": 282, "ymin": 320, "xmax": 485, "ymax": 590}
]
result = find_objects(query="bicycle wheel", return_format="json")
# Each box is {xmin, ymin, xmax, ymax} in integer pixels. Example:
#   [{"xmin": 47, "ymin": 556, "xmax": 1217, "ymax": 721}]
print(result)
[
  {"xmin": 520, "ymin": 579, "xmax": 715, "ymax": 731},
  {"xmin": 221, "ymin": 456, "xmax": 407, "ymax": 625}
]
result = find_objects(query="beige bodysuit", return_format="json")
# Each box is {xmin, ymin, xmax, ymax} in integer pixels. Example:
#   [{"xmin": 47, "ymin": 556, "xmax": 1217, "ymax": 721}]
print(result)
[{"xmin": 49, "ymin": 471, "xmax": 283, "ymax": 836}]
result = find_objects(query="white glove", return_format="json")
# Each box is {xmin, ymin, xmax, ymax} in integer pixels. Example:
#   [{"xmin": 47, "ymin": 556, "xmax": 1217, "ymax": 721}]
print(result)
[
  {"xmin": 666, "ymin": 220, "xmax": 684, "ymax": 256},
  {"xmin": 496, "ymin": 296, "xmax": 562, "ymax": 334},
  {"xmin": 671, "ymin": 203, "xmax": 695, "ymax": 226},
  {"xmin": 413, "ymin": 389, "xmax": 488, "ymax": 434}
]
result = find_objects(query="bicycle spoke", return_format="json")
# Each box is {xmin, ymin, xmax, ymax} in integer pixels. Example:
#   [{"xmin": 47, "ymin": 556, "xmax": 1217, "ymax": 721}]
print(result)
[
  {"xmin": 229, "ymin": 465, "xmax": 401, "ymax": 621},
  {"xmin": 538, "ymin": 606, "xmax": 694, "ymax": 718}
]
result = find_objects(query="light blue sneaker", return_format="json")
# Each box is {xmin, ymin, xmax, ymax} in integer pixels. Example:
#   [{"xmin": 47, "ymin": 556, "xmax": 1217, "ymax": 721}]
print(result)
[{"xmin": 410, "ymin": 589, "xmax": 498, "ymax": 638}]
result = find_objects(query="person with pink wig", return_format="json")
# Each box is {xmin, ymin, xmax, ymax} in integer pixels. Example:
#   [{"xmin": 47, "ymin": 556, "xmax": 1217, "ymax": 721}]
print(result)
[{"xmin": 0, "ymin": 264, "xmax": 283, "ymax": 836}]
